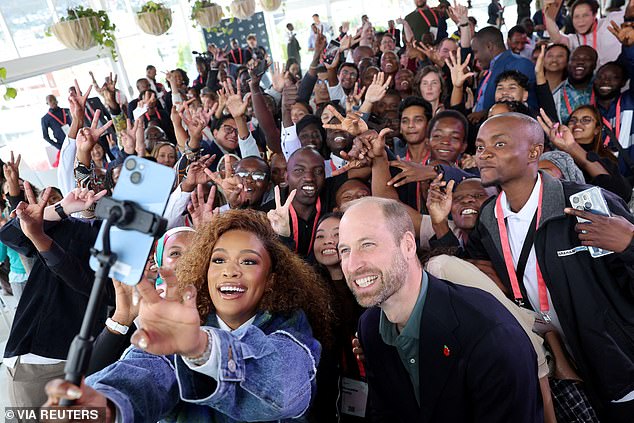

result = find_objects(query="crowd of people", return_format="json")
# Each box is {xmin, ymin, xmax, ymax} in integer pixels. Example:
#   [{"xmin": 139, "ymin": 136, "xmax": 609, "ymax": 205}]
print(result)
[{"xmin": 3, "ymin": 0, "xmax": 634, "ymax": 421}]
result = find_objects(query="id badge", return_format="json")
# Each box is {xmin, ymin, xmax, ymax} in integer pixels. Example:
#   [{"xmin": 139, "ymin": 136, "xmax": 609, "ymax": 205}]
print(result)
[
  {"xmin": 61, "ymin": 124, "xmax": 70, "ymax": 136},
  {"xmin": 532, "ymin": 311, "xmax": 557, "ymax": 335},
  {"xmin": 430, "ymin": 26, "xmax": 438, "ymax": 40},
  {"xmin": 133, "ymin": 105, "xmax": 148, "ymax": 121},
  {"xmin": 341, "ymin": 377, "xmax": 368, "ymax": 417}
]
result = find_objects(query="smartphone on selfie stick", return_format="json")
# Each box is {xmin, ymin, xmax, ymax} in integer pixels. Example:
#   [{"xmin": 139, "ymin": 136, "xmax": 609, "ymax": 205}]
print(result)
[{"xmin": 61, "ymin": 157, "xmax": 174, "ymax": 405}]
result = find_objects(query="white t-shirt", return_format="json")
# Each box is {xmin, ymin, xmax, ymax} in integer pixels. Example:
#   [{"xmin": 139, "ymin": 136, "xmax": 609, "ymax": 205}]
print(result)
[{"xmin": 563, "ymin": 9, "xmax": 624, "ymax": 68}]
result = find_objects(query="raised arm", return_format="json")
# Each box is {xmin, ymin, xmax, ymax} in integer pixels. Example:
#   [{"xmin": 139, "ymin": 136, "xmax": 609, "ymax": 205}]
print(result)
[
  {"xmin": 249, "ymin": 63, "xmax": 281, "ymax": 152},
  {"xmin": 542, "ymin": 0, "xmax": 567, "ymax": 46}
]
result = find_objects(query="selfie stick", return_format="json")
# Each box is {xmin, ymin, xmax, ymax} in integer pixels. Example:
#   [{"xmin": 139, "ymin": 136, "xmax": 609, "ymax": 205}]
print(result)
[{"xmin": 60, "ymin": 198, "xmax": 166, "ymax": 406}]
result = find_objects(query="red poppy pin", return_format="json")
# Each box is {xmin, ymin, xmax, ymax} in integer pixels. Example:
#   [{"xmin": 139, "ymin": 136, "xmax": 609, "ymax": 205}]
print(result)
[{"xmin": 443, "ymin": 345, "xmax": 451, "ymax": 357}]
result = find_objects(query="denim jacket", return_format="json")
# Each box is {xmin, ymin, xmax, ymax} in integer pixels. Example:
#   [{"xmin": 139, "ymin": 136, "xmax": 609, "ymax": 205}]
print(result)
[{"xmin": 86, "ymin": 309, "xmax": 321, "ymax": 422}]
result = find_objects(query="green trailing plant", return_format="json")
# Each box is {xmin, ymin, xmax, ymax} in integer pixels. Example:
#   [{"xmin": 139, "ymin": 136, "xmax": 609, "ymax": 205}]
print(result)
[
  {"xmin": 140, "ymin": 1, "xmax": 166, "ymax": 13},
  {"xmin": 0, "ymin": 68, "xmax": 17, "ymax": 101},
  {"xmin": 137, "ymin": 1, "xmax": 172, "ymax": 35},
  {"xmin": 52, "ymin": 6, "xmax": 117, "ymax": 60},
  {"xmin": 189, "ymin": 1, "xmax": 234, "ymax": 35},
  {"xmin": 190, "ymin": 0, "xmax": 215, "ymax": 21}
]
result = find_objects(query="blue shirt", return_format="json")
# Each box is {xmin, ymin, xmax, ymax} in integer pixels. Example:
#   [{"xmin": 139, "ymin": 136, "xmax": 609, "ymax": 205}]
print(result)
[{"xmin": 474, "ymin": 49, "xmax": 537, "ymax": 112}]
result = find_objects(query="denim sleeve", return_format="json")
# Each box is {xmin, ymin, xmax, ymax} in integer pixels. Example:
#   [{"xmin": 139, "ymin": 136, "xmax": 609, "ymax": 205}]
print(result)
[
  {"xmin": 86, "ymin": 348, "xmax": 180, "ymax": 423},
  {"xmin": 174, "ymin": 324, "xmax": 318, "ymax": 421}
]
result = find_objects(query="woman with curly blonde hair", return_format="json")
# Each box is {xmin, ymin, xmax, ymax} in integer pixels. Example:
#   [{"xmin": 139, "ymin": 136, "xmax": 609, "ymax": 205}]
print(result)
[{"xmin": 44, "ymin": 209, "xmax": 333, "ymax": 423}]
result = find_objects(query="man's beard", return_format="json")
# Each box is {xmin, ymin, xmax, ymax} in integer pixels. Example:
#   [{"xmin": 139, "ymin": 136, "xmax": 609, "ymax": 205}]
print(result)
[{"xmin": 350, "ymin": 250, "xmax": 408, "ymax": 308}]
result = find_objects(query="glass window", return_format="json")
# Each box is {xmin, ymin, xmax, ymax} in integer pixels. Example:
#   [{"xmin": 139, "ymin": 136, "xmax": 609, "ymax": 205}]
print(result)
[
  {"xmin": 0, "ymin": 58, "xmax": 113, "ymax": 180},
  {"xmin": 0, "ymin": 0, "xmax": 64, "ymax": 57},
  {"xmin": 0, "ymin": 21, "xmax": 18, "ymax": 62}
]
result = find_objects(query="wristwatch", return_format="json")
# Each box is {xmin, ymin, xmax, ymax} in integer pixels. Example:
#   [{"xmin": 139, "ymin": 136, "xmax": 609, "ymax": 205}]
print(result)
[
  {"xmin": 54, "ymin": 203, "xmax": 68, "ymax": 220},
  {"xmin": 106, "ymin": 317, "xmax": 129, "ymax": 335}
]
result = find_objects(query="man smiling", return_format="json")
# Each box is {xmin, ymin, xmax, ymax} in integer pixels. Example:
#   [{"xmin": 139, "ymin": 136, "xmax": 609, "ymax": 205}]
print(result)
[
  {"xmin": 436, "ymin": 112, "xmax": 634, "ymax": 421},
  {"xmin": 339, "ymin": 196, "xmax": 542, "ymax": 422},
  {"xmin": 282, "ymin": 147, "xmax": 326, "ymax": 257},
  {"xmin": 554, "ymin": 45, "xmax": 597, "ymax": 123}
]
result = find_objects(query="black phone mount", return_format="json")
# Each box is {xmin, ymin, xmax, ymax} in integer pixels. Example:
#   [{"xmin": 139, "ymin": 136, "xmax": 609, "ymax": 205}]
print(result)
[{"xmin": 59, "ymin": 198, "xmax": 166, "ymax": 406}]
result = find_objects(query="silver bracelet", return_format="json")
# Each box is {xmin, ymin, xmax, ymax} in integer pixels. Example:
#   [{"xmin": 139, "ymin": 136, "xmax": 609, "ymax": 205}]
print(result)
[{"xmin": 184, "ymin": 329, "xmax": 213, "ymax": 366}]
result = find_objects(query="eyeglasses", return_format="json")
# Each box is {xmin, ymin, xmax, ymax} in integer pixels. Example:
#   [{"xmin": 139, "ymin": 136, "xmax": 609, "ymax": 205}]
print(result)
[
  {"xmin": 220, "ymin": 125, "xmax": 238, "ymax": 135},
  {"xmin": 236, "ymin": 170, "xmax": 268, "ymax": 181},
  {"xmin": 568, "ymin": 116, "xmax": 595, "ymax": 125},
  {"xmin": 340, "ymin": 69, "xmax": 359, "ymax": 79}
]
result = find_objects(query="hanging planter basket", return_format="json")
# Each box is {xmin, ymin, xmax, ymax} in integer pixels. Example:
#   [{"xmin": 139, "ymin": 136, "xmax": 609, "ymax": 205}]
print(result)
[
  {"xmin": 137, "ymin": 9, "xmax": 173, "ymax": 36},
  {"xmin": 259, "ymin": 0, "xmax": 282, "ymax": 12},
  {"xmin": 231, "ymin": 0, "xmax": 256, "ymax": 20},
  {"xmin": 50, "ymin": 16, "xmax": 99, "ymax": 50},
  {"xmin": 194, "ymin": 4, "xmax": 224, "ymax": 28}
]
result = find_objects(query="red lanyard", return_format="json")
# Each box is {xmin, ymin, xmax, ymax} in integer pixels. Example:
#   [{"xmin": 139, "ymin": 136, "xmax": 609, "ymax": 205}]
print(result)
[
  {"xmin": 389, "ymin": 28, "xmax": 396, "ymax": 38},
  {"xmin": 601, "ymin": 96, "xmax": 622, "ymax": 147},
  {"xmin": 289, "ymin": 197, "xmax": 321, "ymax": 255},
  {"xmin": 563, "ymin": 87, "xmax": 594, "ymax": 115},
  {"xmin": 47, "ymin": 109, "xmax": 67, "ymax": 126},
  {"xmin": 405, "ymin": 149, "xmax": 430, "ymax": 212},
  {"xmin": 230, "ymin": 49, "xmax": 243, "ymax": 64},
  {"xmin": 85, "ymin": 102, "xmax": 95, "ymax": 122},
  {"xmin": 405, "ymin": 149, "xmax": 430, "ymax": 164},
  {"xmin": 581, "ymin": 21, "xmax": 598, "ymax": 50},
  {"xmin": 145, "ymin": 111, "xmax": 162, "ymax": 122},
  {"xmin": 477, "ymin": 70, "xmax": 492, "ymax": 104},
  {"xmin": 418, "ymin": 7, "xmax": 438, "ymax": 28},
  {"xmin": 495, "ymin": 181, "xmax": 550, "ymax": 316},
  {"xmin": 343, "ymin": 336, "xmax": 366, "ymax": 379}
]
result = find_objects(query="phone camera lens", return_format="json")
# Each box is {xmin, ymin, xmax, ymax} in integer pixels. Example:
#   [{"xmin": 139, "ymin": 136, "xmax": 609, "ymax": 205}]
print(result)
[
  {"xmin": 125, "ymin": 159, "xmax": 137, "ymax": 171},
  {"xmin": 130, "ymin": 171, "xmax": 142, "ymax": 184},
  {"xmin": 572, "ymin": 197, "xmax": 579, "ymax": 204},
  {"xmin": 583, "ymin": 201, "xmax": 592, "ymax": 210}
]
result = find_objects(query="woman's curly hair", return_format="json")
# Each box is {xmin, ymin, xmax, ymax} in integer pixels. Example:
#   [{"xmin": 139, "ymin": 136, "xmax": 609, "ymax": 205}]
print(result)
[{"xmin": 176, "ymin": 209, "xmax": 334, "ymax": 346}]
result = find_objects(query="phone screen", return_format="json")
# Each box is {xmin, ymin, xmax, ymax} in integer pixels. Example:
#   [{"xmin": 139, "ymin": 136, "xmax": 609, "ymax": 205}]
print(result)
[{"xmin": 323, "ymin": 40, "xmax": 341, "ymax": 65}]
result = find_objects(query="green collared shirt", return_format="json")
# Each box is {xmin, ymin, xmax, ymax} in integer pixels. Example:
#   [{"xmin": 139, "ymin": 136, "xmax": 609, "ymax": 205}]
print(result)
[{"xmin": 379, "ymin": 271, "xmax": 429, "ymax": 405}]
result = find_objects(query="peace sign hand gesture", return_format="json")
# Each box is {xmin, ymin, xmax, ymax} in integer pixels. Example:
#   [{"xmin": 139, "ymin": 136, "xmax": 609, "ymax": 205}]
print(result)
[
  {"xmin": 181, "ymin": 154, "xmax": 217, "ymax": 192},
  {"xmin": 336, "ymin": 128, "xmax": 393, "ymax": 175},
  {"xmin": 322, "ymin": 105, "xmax": 369, "ymax": 136},
  {"xmin": 187, "ymin": 184, "xmax": 218, "ymax": 229},
  {"xmin": 448, "ymin": 0, "xmax": 469, "ymax": 25},
  {"xmin": 76, "ymin": 110, "xmax": 113, "ymax": 154},
  {"xmin": 204, "ymin": 155, "xmax": 245, "ymax": 208},
  {"xmin": 121, "ymin": 118, "xmax": 143, "ymax": 155},
  {"xmin": 345, "ymin": 82, "xmax": 366, "ymax": 113},
  {"xmin": 266, "ymin": 186, "xmax": 297, "ymax": 237},
  {"xmin": 16, "ymin": 181, "xmax": 51, "ymax": 241},
  {"xmin": 536, "ymin": 108, "xmax": 576, "ymax": 152},
  {"xmin": 68, "ymin": 79, "xmax": 92, "ymax": 121},
  {"xmin": 3, "ymin": 151, "xmax": 21, "ymax": 196}
]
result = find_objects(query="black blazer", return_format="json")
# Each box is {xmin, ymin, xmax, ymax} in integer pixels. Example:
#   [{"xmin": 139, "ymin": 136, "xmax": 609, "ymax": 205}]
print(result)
[{"xmin": 357, "ymin": 273, "xmax": 543, "ymax": 423}]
